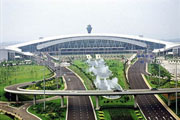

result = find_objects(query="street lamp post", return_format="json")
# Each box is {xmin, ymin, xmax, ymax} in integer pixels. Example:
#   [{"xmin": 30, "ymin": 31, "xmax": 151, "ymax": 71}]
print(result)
[
  {"xmin": 173, "ymin": 48, "xmax": 178, "ymax": 115},
  {"xmin": 57, "ymin": 48, "xmax": 61, "ymax": 89},
  {"xmin": 175, "ymin": 58, "xmax": 178, "ymax": 115},
  {"xmin": 43, "ymin": 58, "xmax": 46, "ymax": 110},
  {"xmin": 158, "ymin": 50, "xmax": 161, "ymax": 88}
]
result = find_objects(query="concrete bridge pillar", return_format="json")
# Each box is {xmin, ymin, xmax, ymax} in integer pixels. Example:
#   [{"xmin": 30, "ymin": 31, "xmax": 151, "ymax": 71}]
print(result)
[
  {"xmin": 168, "ymin": 94, "xmax": 171, "ymax": 106},
  {"xmin": 95, "ymin": 96, "xmax": 100, "ymax": 110},
  {"xmin": 9, "ymin": 93, "xmax": 11, "ymax": 101},
  {"xmin": 16, "ymin": 94, "xmax": 19, "ymax": 103},
  {"xmin": 134, "ymin": 95, "xmax": 137, "ymax": 108},
  {"xmin": 61, "ymin": 96, "xmax": 64, "ymax": 108},
  {"xmin": 33, "ymin": 95, "xmax": 36, "ymax": 105}
]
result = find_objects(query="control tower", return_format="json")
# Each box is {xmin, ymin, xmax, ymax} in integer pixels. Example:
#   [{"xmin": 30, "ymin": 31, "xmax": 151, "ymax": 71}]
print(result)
[{"xmin": 86, "ymin": 25, "xmax": 92, "ymax": 34}]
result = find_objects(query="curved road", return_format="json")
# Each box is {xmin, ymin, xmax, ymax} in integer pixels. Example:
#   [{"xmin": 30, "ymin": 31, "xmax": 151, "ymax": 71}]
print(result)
[
  {"xmin": 46, "ymin": 53, "xmax": 96, "ymax": 120},
  {"xmin": 128, "ymin": 58, "xmax": 176, "ymax": 120},
  {"xmin": 4, "ymin": 54, "xmax": 95, "ymax": 120}
]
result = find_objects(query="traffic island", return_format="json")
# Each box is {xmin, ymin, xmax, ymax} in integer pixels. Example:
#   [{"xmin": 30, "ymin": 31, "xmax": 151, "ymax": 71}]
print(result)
[{"xmin": 28, "ymin": 99, "xmax": 67, "ymax": 120}]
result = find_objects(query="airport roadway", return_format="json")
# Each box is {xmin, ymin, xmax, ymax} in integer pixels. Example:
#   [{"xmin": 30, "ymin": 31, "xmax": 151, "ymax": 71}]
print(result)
[
  {"xmin": 128, "ymin": 58, "xmax": 176, "ymax": 120},
  {"xmin": 36, "ymin": 53, "xmax": 95, "ymax": 120},
  {"xmin": 45, "ymin": 53, "xmax": 96, "ymax": 120},
  {"xmin": 62, "ymin": 67, "xmax": 95, "ymax": 120}
]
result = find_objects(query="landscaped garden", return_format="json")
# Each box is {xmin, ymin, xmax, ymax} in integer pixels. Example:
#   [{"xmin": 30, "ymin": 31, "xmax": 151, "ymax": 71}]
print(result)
[
  {"xmin": 69, "ymin": 59, "xmax": 145, "ymax": 120},
  {"xmin": 28, "ymin": 99, "xmax": 67, "ymax": 120},
  {"xmin": 97, "ymin": 108, "xmax": 143, "ymax": 120},
  {"xmin": 146, "ymin": 63, "xmax": 180, "ymax": 117},
  {"xmin": 146, "ymin": 63, "xmax": 180, "ymax": 89},
  {"xmin": 26, "ymin": 77, "xmax": 64, "ymax": 90},
  {"xmin": 16, "ymin": 77, "xmax": 65, "ymax": 101},
  {"xmin": 146, "ymin": 63, "xmax": 172, "ymax": 88}
]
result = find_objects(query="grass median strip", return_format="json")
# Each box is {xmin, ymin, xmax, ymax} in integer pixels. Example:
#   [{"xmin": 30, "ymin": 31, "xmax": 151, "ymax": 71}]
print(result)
[{"xmin": 68, "ymin": 59, "xmax": 145, "ymax": 120}]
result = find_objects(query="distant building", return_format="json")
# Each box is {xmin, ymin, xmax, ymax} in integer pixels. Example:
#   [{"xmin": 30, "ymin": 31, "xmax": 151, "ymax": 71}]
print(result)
[{"xmin": 0, "ymin": 49, "xmax": 9, "ymax": 62}]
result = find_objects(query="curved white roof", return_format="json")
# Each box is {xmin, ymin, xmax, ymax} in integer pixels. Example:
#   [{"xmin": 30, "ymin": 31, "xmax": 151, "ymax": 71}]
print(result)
[{"xmin": 5, "ymin": 33, "xmax": 176, "ymax": 55}]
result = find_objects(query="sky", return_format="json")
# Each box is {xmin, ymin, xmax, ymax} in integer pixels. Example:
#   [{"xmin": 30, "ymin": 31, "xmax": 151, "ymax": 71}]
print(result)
[{"xmin": 0, "ymin": 0, "xmax": 180, "ymax": 43}]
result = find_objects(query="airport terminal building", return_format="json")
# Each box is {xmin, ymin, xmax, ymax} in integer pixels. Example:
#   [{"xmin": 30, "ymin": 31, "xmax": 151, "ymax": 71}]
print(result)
[{"xmin": 0, "ymin": 34, "xmax": 180, "ymax": 61}]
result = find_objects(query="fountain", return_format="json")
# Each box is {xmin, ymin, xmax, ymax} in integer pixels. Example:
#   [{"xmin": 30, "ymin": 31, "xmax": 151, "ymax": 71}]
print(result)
[{"xmin": 87, "ymin": 58, "xmax": 122, "ymax": 99}]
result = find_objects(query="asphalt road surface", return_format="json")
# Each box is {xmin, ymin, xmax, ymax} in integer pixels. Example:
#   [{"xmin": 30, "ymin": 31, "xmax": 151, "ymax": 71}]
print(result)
[
  {"xmin": 128, "ymin": 58, "xmax": 176, "ymax": 120},
  {"xmin": 61, "ymin": 67, "xmax": 95, "ymax": 120},
  {"xmin": 45, "ymin": 54, "xmax": 95, "ymax": 120}
]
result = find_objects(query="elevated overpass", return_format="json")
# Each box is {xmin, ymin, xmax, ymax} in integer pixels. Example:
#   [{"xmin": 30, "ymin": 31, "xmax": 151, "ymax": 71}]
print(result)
[
  {"xmin": 4, "ymin": 84, "xmax": 180, "ymax": 110},
  {"xmin": 4, "ymin": 87, "xmax": 180, "ymax": 96}
]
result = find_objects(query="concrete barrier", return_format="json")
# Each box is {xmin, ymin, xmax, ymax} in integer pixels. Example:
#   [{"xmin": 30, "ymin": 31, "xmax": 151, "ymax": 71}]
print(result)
[{"xmin": 0, "ymin": 108, "xmax": 23, "ymax": 120}]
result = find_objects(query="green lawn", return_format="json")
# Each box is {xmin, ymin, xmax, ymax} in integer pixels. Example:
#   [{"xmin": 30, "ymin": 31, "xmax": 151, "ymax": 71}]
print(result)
[
  {"xmin": 28, "ymin": 99, "xmax": 67, "ymax": 120},
  {"xmin": 104, "ymin": 108, "xmax": 139, "ymax": 120},
  {"xmin": 106, "ymin": 59, "xmax": 129, "ymax": 89},
  {"xmin": 0, "ymin": 113, "xmax": 13, "ymax": 120},
  {"xmin": 0, "ymin": 65, "xmax": 52, "ymax": 101}
]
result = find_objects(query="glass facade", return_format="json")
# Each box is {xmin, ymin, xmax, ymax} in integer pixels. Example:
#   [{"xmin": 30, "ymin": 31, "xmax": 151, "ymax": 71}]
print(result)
[{"xmin": 19, "ymin": 38, "xmax": 166, "ymax": 55}]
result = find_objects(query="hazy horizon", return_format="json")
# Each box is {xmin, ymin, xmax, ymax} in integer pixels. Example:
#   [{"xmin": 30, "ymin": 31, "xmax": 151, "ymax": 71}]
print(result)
[{"xmin": 0, "ymin": 0, "xmax": 180, "ymax": 43}]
